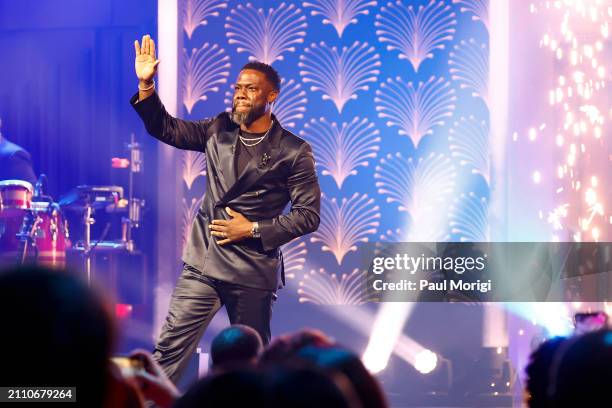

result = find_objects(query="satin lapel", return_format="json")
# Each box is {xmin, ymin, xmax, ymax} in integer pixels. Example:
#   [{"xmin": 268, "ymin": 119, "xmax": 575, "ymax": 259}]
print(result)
[
  {"xmin": 216, "ymin": 127, "xmax": 239, "ymax": 190},
  {"xmin": 217, "ymin": 118, "xmax": 284, "ymax": 206},
  {"xmin": 222, "ymin": 147, "xmax": 283, "ymax": 204}
]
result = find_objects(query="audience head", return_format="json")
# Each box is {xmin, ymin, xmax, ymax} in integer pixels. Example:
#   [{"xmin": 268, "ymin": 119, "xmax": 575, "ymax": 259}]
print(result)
[
  {"xmin": 265, "ymin": 365, "xmax": 354, "ymax": 408},
  {"xmin": 210, "ymin": 324, "xmax": 263, "ymax": 372},
  {"xmin": 0, "ymin": 266, "xmax": 116, "ymax": 407},
  {"xmin": 298, "ymin": 345, "xmax": 388, "ymax": 408},
  {"xmin": 174, "ymin": 364, "xmax": 357, "ymax": 408},
  {"xmin": 258, "ymin": 329, "xmax": 386, "ymax": 408},
  {"xmin": 174, "ymin": 369, "xmax": 267, "ymax": 408},
  {"xmin": 549, "ymin": 330, "xmax": 612, "ymax": 407},
  {"xmin": 259, "ymin": 328, "xmax": 334, "ymax": 365},
  {"xmin": 525, "ymin": 336, "xmax": 567, "ymax": 408}
]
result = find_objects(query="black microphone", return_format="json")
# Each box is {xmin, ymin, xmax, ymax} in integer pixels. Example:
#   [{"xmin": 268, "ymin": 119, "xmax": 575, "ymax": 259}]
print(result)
[{"xmin": 33, "ymin": 173, "xmax": 47, "ymax": 198}]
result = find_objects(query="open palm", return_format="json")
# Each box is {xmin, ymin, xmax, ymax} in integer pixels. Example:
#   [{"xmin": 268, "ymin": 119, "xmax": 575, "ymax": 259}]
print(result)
[{"xmin": 134, "ymin": 35, "xmax": 160, "ymax": 82}]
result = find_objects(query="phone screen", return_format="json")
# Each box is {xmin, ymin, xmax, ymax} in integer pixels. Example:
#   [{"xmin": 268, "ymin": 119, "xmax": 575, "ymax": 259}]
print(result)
[
  {"xmin": 111, "ymin": 356, "xmax": 144, "ymax": 378},
  {"xmin": 574, "ymin": 312, "xmax": 608, "ymax": 335}
]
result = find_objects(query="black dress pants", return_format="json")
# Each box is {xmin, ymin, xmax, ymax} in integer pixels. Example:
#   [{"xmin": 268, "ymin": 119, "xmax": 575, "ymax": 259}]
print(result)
[{"xmin": 152, "ymin": 264, "xmax": 276, "ymax": 383}]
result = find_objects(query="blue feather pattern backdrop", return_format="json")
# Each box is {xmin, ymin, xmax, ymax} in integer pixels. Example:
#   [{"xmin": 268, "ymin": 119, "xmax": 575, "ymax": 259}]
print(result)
[{"xmin": 176, "ymin": 0, "xmax": 490, "ymax": 305}]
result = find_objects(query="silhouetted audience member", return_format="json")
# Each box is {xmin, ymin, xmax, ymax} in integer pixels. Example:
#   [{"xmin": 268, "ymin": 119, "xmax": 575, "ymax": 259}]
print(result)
[
  {"xmin": 549, "ymin": 330, "xmax": 612, "ymax": 407},
  {"xmin": 298, "ymin": 345, "xmax": 388, "ymax": 408},
  {"xmin": 174, "ymin": 365, "xmax": 354, "ymax": 408},
  {"xmin": 0, "ymin": 265, "xmax": 386, "ymax": 408},
  {"xmin": 210, "ymin": 324, "xmax": 263, "ymax": 373},
  {"xmin": 173, "ymin": 369, "xmax": 267, "ymax": 408},
  {"xmin": 259, "ymin": 328, "xmax": 335, "ymax": 365},
  {"xmin": 128, "ymin": 350, "xmax": 180, "ymax": 408},
  {"xmin": 0, "ymin": 266, "xmax": 142, "ymax": 408},
  {"xmin": 265, "ymin": 365, "xmax": 353, "ymax": 408},
  {"xmin": 524, "ymin": 336, "xmax": 567, "ymax": 408}
]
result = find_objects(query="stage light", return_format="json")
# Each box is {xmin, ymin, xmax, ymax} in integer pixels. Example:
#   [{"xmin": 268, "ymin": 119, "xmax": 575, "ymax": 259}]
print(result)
[
  {"xmin": 362, "ymin": 302, "xmax": 415, "ymax": 373},
  {"xmin": 362, "ymin": 348, "xmax": 389, "ymax": 374},
  {"xmin": 115, "ymin": 303, "xmax": 133, "ymax": 319},
  {"xmin": 111, "ymin": 158, "xmax": 130, "ymax": 168},
  {"xmin": 288, "ymin": 278, "xmax": 447, "ymax": 377},
  {"xmin": 414, "ymin": 349, "xmax": 438, "ymax": 374}
]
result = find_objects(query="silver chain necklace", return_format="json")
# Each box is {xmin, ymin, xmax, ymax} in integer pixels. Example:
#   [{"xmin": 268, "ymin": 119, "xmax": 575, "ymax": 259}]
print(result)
[{"xmin": 239, "ymin": 121, "xmax": 273, "ymax": 147}]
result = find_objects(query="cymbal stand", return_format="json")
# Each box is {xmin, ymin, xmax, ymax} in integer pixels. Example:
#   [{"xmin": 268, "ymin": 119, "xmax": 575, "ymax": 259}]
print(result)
[
  {"xmin": 121, "ymin": 133, "xmax": 144, "ymax": 252},
  {"xmin": 82, "ymin": 203, "xmax": 95, "ymax": 285}
]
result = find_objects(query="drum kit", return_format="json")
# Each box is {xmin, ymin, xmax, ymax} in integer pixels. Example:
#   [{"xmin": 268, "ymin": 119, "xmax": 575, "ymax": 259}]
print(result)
[
  {"xmin": 0, "ymin": 179, "xmax": 69, "ymax": 268},
  {"xmin": 0, "ymin": 135, "xmax": 145, "ymax": 285}
]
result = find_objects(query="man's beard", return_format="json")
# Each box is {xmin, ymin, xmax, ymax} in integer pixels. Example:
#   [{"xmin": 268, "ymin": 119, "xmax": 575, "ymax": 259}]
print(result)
[{"xmin": 231, "ymin": 101, "xmax": 267, "ymax": 126}]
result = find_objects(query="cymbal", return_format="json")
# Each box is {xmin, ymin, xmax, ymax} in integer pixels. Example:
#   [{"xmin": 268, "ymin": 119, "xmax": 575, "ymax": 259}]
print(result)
[{"xmin": 59, "ymin": 185, "xmax": 124, "ymax": 211}]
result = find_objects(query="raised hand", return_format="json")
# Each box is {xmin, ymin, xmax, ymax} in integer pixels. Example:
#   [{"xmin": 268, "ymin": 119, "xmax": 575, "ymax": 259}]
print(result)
[
  {"xmin": 127, "ymin": 349, "xmax": 180, "ymax": 408},
  {"xmin": 134, "ymin": 34, "xmax": 160, "ymax": 85}
]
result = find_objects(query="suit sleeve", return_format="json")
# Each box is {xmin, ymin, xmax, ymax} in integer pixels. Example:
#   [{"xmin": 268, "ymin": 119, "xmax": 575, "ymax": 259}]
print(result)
[
  {"xmin": 130, "ymin": 92, "xmax": 212, "ymax": 151},
  {"xmin": 258, "ymin": 142, "xmax": 321, "ymax": 252}
]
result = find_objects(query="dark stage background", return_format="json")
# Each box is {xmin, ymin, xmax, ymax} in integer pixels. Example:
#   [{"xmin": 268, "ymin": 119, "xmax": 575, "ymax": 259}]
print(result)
[{"xmin": 0, "ymin": 0, "xmax": 159, "ymax": 349}]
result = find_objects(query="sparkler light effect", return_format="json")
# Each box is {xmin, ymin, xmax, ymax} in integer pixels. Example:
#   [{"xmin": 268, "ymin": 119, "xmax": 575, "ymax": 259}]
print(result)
[{"xmin": 529, "ymin": 0, "xmax": 611, "ymax": 242}]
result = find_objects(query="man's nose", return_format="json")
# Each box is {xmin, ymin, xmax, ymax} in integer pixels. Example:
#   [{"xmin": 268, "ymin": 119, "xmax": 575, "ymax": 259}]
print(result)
[{"xmin": 234, "ymin": 89, "xmax": 247, "ymax": 100}]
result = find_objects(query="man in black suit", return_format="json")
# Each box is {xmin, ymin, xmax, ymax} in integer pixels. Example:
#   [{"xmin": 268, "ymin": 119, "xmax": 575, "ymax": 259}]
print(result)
[
  {"xmin": 0, "ymin": 118, "xmax": 37, "ymax": 185},
  {"xmin": 131, "ymin": 35, "xmax": 321, "ymax": 382}
]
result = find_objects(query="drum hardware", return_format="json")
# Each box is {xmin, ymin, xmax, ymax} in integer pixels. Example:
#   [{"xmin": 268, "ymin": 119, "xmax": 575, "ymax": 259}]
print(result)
[
  {"xmin": 17, "ymin": 135, "xmax": 148, "ymax": 281},
  {"xmin": 126, "ymin": 134, "xmax": 144, "ymax": 251},
  {"xmin": 113, "ymin": 133, "xmax": 145, "ymax": 252},
  {"xmin": 83, "ymin": 202, "xmax": 94, "ymax": 285},
  {"xmin": 16, "ymin": 174, "xmax": 49, "ymax": 264},
  {"xmin": 60, "ymin": 185, "xmax": 124, "ymax": 285},
  {"xmin": 0, "ymin": 179, "xmax": 33, "ymax": 211},
  {"xmin": 33, "ymin": 173, "xmax": 53, "ymax": 203},
  {"xmin": 0, "ymin": 178, "xmax": 70, "ymax": 268},
  {"xmin": 122, "ymin": 198, "xmax": 145, "ymax": 252},
  {"xmin": 59, "ymin": 185, "xmax": 124, "ymax": 211},
  {"xmin": 15, "ymin": 209, "xmax": 43, "ymax": 264}
]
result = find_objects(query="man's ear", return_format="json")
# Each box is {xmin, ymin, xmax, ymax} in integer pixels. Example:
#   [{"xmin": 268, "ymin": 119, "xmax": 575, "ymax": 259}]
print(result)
[{"xmin": 268, "ymin": 89, "xmax": 279, "ymax": 104}]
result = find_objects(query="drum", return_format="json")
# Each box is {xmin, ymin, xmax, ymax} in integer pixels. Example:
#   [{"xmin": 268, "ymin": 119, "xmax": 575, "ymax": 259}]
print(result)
[
  {"xmin": 0, "ymin": 180, "xmax": 33, "ymax": 212},
  {"xmin": 30, "ymin": 202, "xmax": 71, "ymax": 267},
  {"xmin": 0, "ymin": 208, "xmax": 24, "ymax": 265},
  {"xmin": 0, "ymin": 201, "xmax": 71, "ymax": 268}
]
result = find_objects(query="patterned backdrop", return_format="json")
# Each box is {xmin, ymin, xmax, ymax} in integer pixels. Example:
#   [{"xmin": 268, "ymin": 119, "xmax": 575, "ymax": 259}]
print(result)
[{"xmin": 172, "ymin": 0, "xmax": 490, "ymax": 308}]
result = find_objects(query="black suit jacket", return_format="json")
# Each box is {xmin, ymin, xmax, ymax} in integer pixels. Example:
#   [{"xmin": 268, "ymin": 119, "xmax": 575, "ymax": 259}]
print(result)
[
  {"xmin": 0, "ymin": 138, "xmax": 37, "ymax": 185},
  {"xmin": 131, "ymin": 93, "xmax": 321, "ymax": 290}
]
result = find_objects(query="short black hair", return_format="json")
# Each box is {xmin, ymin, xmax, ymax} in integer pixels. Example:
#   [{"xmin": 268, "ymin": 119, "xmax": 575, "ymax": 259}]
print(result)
[
  {"xmin": 211, "ymin": 324, "xmax": 263, "ymax": 368},
  {"xmin": 241, "ymin": 61, "xmax": 281, "ymax": 91}
]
